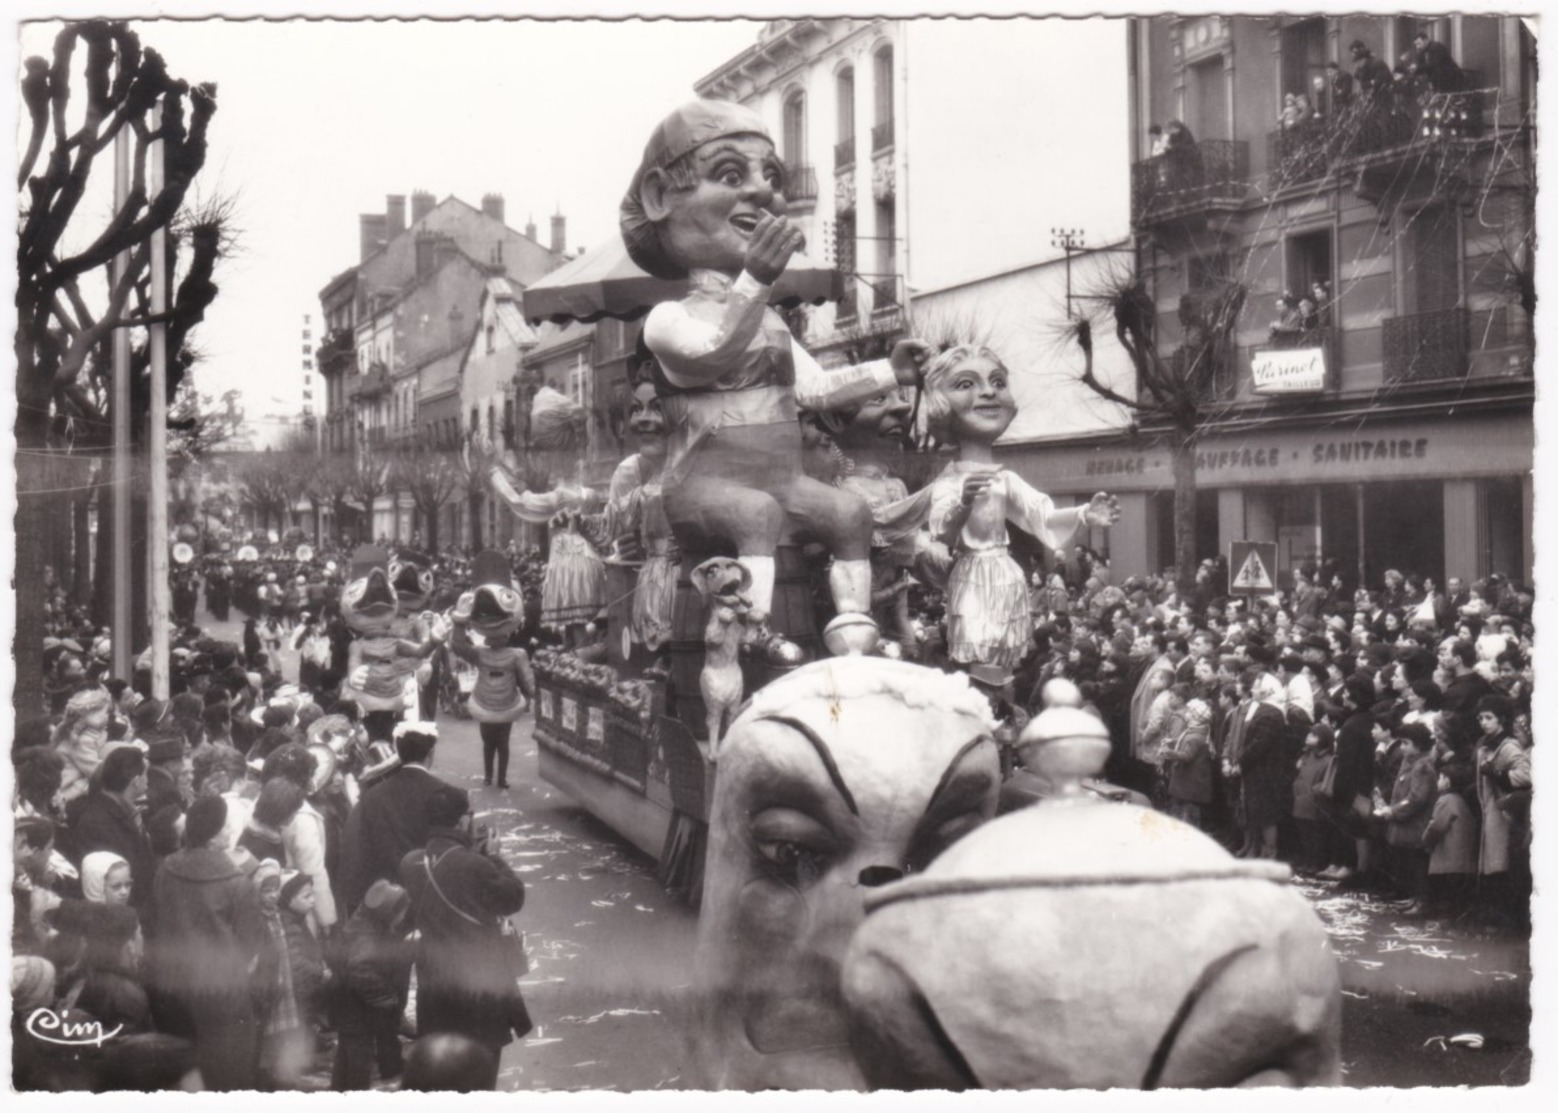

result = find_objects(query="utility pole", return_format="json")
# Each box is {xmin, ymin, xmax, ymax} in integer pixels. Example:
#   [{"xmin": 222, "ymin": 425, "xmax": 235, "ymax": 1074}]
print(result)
[
  {"xmin": 1051, "ymin": 227, "xmax": 1087, "ymax": 318},
  {"xmin": 148, "ymin": 98, "xmax": 171, "ymax": 699},
  {"xmin": 110, "ymin": 119, "xmax": 133, "ymax": 681}
]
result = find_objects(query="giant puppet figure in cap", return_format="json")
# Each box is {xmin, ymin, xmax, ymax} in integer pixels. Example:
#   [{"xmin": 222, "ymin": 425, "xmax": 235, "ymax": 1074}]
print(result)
[
  {"xmin": 449, "ymin": 551, "xmax": 537, "ymax": 789},
  {"xmin": 621, "ymin": 100, "xmax": 930, "ymax": 659},
  {"xmin": 338, "ymin": 545, "xmax": 446, "ymax": 743}
]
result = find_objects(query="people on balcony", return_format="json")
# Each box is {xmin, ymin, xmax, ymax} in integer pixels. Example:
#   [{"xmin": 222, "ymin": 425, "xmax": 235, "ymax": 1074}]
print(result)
[
  {"xmin": 1310, "ymin": 280, "xmax": 1333, "ymax": 329},
  {"xmin": 1279, "ymin": 93, "xmax": 1315, "ymax": 131},
  {"xmin": 1349, "ymin": 40, "xmax": 1394, "ymax": 104},
  {"xmin": 1413, "ymin": 30, "xmax": 1464, "ymax": 93},
  {"xmin": 1269, "ymin": 293, "xmax": 1306, "ymax": 346},
  {"xmin": 1160, "ymin": 119, "xmax": 1200, "ymax": 194},
  {"xmin": 1323, "ymin": 61, "xmax": 1355, "ymax": 121}
]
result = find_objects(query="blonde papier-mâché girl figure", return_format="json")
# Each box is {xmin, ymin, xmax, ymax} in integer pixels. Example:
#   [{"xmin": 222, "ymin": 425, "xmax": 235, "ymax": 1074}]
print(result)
[{"xmin": 892, "ymin": 345, "xmax": 1120, "ymax": 669}]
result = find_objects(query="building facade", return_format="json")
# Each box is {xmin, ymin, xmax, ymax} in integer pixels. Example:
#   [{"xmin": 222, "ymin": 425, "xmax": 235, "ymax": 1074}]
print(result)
[{"xmin": 1004, "ymin": 14, "xmax": 1535, "ymax": 588}]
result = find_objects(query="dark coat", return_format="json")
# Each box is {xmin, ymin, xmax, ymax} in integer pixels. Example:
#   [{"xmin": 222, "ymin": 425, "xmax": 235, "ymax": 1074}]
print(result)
[
  {"xmin": 1332, "ymin": 710, "xmax": 1377, "ymax": 805},
  {"xmin": 1292, "ymin": 747, "xmax": 1331, "ymax": 821},
  {"xmin": 1385, "ymin": 750, "xmax": 1437, "ymax": 848},
  {"xmin": 1440, "ymin": 671, "xmax": 1492, "ymax": 755},
  {"xmin": 66, "ymin": 791, "xmax": 156, "ymax": 920},
  {"xmin": 282, "ymin": 907, "xmax": 327, "ymax": 1013},
  {"xmin": 1416, "ymin": 40, "xmax": 1462, "ymax": 92},
  {"xmin": 333, "ymin": 903, "xmax": 414, "ymax": 1034},
  {"xmin": 340, "ymin": 765, "xmax": 451, "ymax": 916},
  {"xmin": 149, "ymin": 846, "xmax": 264, "ymax": 999},
  {"xmin": 401, "ymin": 829, "xmax": 529, "ymax": 1050},
  {"xmin": 1238, "ymin": 702, "xmax": 1290, "ymax": 828}
]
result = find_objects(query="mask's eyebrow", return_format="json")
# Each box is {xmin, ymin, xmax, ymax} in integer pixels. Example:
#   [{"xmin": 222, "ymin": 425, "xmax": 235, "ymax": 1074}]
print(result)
[
  {"xmin": 923, "ymin": 735, "xmax": 996, "ymax": 818},
  {"xmin": 757, "ymin": 715, "xmax": 858, "ymax": 817}
]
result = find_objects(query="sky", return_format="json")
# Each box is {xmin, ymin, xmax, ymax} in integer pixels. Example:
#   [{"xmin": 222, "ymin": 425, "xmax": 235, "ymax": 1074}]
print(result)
[
  {"xmin": 11, "ymin": 11, "xmax": 1144, "ymax": 433},
  {"xmin": 15, "ymin": 16, "xmax": 765, "ymax": 422}
]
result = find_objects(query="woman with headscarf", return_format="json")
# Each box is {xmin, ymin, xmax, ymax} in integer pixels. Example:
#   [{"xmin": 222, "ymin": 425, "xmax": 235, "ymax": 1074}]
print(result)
[
  {"xmin": 1237, "ymin": 670, "xmax": 1290, "ymax": 859},
  {"xmin": 81, "ymin": 851, "xmax": 134, "ymax": 907}
]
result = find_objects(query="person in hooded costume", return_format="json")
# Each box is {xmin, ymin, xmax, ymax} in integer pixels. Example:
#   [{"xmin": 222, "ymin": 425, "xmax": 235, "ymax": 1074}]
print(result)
[{"xmin": 448, "ymin": 551, "xmax": 536, "ymax": 789}]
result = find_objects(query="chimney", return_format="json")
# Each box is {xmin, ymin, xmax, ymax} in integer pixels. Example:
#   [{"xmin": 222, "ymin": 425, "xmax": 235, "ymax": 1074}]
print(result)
[
  {"xmin": 359, "ymin": 213, "xmax": 388, "ymax": 262},
  {"xmin": 481, "ymin": 192, "xmax": 505, "ymax": 224},
  {"xmin": 386, "ymin": 194, "xmax": 407, "ymax": 239},
  {"xmin": 411, "ymin": 190, "xmax": 436, "ymax": 225},
  {"xmin": 550, "ymin": 211, "xmax": 566, "ymax": 256},
  {"xmin": 525, "ymin": 215, "xmax": 537, "ymax": 241}
]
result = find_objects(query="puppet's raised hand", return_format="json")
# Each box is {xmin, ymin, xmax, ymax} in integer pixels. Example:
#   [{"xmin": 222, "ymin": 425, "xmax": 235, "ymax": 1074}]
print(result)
[
  {"xmin": 890, "ymin": 338, "xmax": 933, "ymax": 386},
  {"xmin": 1083, "ymin": 491, "xmax": 1122, "ymax": 527},
  {"xmin": 745, "ymin": 212, "xmax": 804, "ymax": 285}
]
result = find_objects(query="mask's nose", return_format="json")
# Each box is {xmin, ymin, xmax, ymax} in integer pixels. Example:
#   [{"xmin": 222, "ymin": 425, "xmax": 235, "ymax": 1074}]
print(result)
[{"xmin": 858, "ymin": 865, "xmax": 904, "ymax": 887}]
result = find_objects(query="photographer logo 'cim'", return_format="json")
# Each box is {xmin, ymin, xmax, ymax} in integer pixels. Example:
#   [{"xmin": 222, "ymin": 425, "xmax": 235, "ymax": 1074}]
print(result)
[{"xmin": 26, "ymin": 1007, "xmax": 123, "ymax": 1047}]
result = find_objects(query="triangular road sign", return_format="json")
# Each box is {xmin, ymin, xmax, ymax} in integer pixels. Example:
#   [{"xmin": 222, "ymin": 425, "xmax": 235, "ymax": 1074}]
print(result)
[{"xmin": 1232, "ymin": 548, "xmax": 1274, "ymax": 591}]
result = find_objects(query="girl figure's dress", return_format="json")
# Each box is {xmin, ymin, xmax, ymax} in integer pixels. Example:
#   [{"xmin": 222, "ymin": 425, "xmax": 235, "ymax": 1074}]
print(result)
[
  {"xmin": 927, "ymin": 461, "xmax": 1088, "ymax": 669},
  {"xmin": 542, "ymin": 509, "xmax": 606, "ymax": 629},
  {"xmin": 606, "ymin": 454, "xmax": 678, "ymax": 652}
]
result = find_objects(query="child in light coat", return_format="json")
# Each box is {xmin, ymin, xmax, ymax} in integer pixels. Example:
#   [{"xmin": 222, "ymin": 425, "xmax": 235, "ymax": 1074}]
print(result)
[{"xmin": 1421, "ymin": 765, "xmax": 1478, "ymax": 918}]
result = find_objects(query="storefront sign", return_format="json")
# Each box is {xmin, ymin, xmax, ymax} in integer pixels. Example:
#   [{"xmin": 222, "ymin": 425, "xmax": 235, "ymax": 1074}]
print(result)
[
  {"xmin": 1084, "ymin": 455, "xmax": 1149, "ymax": 478},
  {"xmin": 1251, "ymin": 347, "xmax": 1327, "ymax": 394}
]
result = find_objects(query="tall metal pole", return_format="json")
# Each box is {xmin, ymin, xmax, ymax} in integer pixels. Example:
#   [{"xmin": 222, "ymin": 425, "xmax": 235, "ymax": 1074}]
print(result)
[
  {"xmin": 148, "ymin": 98, "xmax": 172, "ymax": 700},
  {"xmin": 110, "ymin": 120, "xmax": 133, "ymax": 681}
]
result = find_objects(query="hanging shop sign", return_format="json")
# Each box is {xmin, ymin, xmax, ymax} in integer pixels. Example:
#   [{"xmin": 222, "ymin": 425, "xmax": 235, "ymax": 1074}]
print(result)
[{"xmin": 1250, "ymin": 347, "xmax": 1327, "ymax": 394}]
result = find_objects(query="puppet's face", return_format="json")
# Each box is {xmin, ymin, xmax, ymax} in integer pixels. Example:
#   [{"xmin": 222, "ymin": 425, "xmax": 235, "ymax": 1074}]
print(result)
[
  {"xmin": 653, "ymin": 134, "xmax": 787, "ymax": 276},
  {"xmin": 834, "ymin": 387, "xmax": 913, "ymax": 455},
  {"xmin": 936, "ymin": 355, "xmax": 1015, "ymax": 445},
  {"xmin": 388, "ymin": 553, "xmax": 434, "ymax": 611},
  {"xmin": 466, "ymin": 582, "xmax": 524, "ymax": 641},
  {"xmin": 627, "ymin": 381, "xmax": 666, "ymax": 440},
  {"xmin": 692, "ymin": 660, "xmax": 1000, "ymax": 1091},
  {"xmin": 841, "ymin": 805, "xmax": 1342, "ymax": 1090},
  {"xmin": 691, "ymin": 556, "xmax": 751, "ymax": 608},
  {"xmin": 341, "ymin": 567, "xmax": 398, "ymax": 636}
]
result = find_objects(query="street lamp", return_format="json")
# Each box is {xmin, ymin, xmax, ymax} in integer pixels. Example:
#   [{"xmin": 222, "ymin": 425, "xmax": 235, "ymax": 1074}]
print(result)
[{"xmin": 1051, "ymin": 227, "xmax": 1087, "ymax": 318}]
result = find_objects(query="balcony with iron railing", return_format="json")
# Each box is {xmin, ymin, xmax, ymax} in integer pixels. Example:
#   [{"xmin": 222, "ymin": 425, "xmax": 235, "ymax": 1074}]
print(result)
[
  {"xmin": 347, "ymin": 365, "xmax": 391, "ymax": 400},
  {"xmin": 1267, "ymin": 121, "xmax": 1332, "ymax": 188},
  {"xmin": 785, "ymin": 164, "xmax": 819, "ymax": 205},
  {"xmin": 835, "ymin": 136, "xmax": 856, "ymax": 172},
  {"xmin": 1335, "ymin": 77, "xmax": 1495, "ymax": 201},
  {"xmin": 1383, "ymin": 307, "xmax": 1468, "ymax": 385},
  {"xmin": 872, "ymin": 119, "xmax": 894, "ymax": 152},
  {"xmin": 1130, "ymin": 140, "xmax": 1250, "ymax": 228}
]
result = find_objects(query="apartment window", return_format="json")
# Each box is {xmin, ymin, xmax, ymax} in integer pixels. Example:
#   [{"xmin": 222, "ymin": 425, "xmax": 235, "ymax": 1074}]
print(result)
[
  {"xmin": 874, "ymin": 200, "xmax": 895, "ymax": 287},
  {"xmin": 873, "ymin": 45, "xmax": 894, "ymax": 148},
  {"xmin": 488, "ymin": 405, "xmax": 496, "ymax": 442},
  {"xmin": 835, "ymin": 66, "xmax": 856, "ymax": 169},
  {"xmin": 783, "ymin": 89, "xmax": 807, "ymax": 166},
  {"xmin": 486, "ymin": 323, "xmax": 496, "ymax": 354},
  {"xmin": 1187, "ymin": 55, "xmax": 1228, "ymax": 141},
  {"xmin": 470, "ymin": 406, "xmax": 480, "ymax": 435},
  {"xmin": 1402, "ymin": 206, "xmax": 1460, "ymax": 315},
  {"xmin": 835, "ymin": 212, "xmax": 857, "ymax": 276},
  {"xmin": 1286, "ymin": 229, "xmax": 1333, "ymax": 304},
  {"xmin": 1280, "ymin": 17, "xmax": 1327, "ymax": 99},
  {"xmin": 503, "ymin": 398, "xmax": 515, "ymax": 448}
]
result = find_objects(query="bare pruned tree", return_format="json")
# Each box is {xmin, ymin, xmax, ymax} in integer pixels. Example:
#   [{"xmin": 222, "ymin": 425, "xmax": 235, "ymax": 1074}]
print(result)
[
  {"xmin": 15, "ymin": 21, "xmax": 221, "ymax": 713},
  {"xmin": 1069, "ymin": 267, "xmax": 1248, "ymax": 593}
]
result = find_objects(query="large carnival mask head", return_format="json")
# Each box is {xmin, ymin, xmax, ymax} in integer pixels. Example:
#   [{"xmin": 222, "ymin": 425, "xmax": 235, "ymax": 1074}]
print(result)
[
  {"xmin": 830, "ymin": 386, "xmax": 914, "ymax": 457},
  {"xmin": 921, "ymin": 345, "xmax": 1017, "ymax": 447},
  {"xmin": 452, "ymin": 550, "xmax": 523, "ymax": 642},
  {"xmin": 341, "ymin": 546, "xmax": 398, "ymax": 636},
  {"xmin": 621, "ymin": 100, "xmax": 786, "ymax": 281},
  {"xmin": 388, "ymin": 548, "xmax": 434, "ymax": 611},
  {"xmin": 691, "ymin": 658, "xmax": 1001, "ymax": 1091},
  {"xmin": 838, "ymin": 707, "xmax": 1342, "ymax": 1091}
]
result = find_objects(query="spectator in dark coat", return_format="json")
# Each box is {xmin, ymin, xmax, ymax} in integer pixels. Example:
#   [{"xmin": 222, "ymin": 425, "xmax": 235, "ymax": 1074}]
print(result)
[
  {"xmin": 65, "ymin": 746, "xmax": 155, "ymax": 923},
  {"xmin": 339, "ymin": 724, "xmax": 449, "ymax": 916},
  {"xmin": 400, "ymin": 784, "xmax": 530, "ymax": 1061},
  {"xmin": 1322, "ymin": 675, "xmax": 1379, "ymax": 885},
  {"xmin": 1437, "ymin": 638, "xmax": 1491, "ymax": 756},
  {"xmin": 1350, "ymin": 40, "xmax": 1394, "ymax": 102},
  {"xmin": 331, "ymin": 879, "xmax": 414, "ymax": 1091},
  {"xmin": 1237, "ymin": 673, "xmax": 1289, "ymax": 859},
  {"xmin": 149, "ymin": 795, "xmax": 264, "ymax": 1091},
  {"xmin": 1412, "ymin": 31, "xmax": 1463, "ymax": 92},
  {"xmin": 1376, "ymin": 722, "xmax": 1437, "ymax": 907}
]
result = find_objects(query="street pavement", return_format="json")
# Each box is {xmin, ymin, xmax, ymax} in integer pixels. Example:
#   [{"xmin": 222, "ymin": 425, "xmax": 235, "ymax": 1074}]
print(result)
[{"xmin": 202, "ymin": 607, "xmax": 1531, "ymax": 1090}]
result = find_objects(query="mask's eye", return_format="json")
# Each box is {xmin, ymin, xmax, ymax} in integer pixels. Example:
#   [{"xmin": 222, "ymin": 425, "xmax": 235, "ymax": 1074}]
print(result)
[
  {"xmin": 750, "ymin": 807, "xmax": 837, "ymax": 888},
  {"xmin": 496, "ymin": 588, "xmax": 521, "ymax": 612},
  {"xmin": 343, "ymin": 580, "xmax": 367, "ymax": 606},
  {"xmin": 388, "ymin": 560, "xmax": 404, "ymax": 580},
  {"xmin": 419, "ymin": 570, "xmax": 434, "ymax": 591}
]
